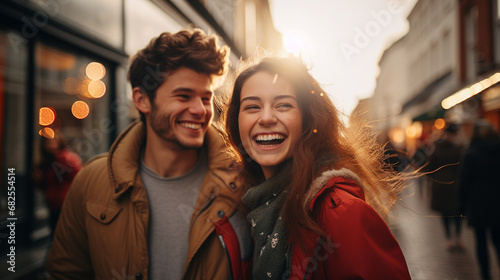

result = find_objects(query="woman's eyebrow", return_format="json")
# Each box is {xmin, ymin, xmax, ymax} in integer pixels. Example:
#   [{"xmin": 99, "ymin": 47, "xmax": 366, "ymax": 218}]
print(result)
[
  {"xmin": 274, "ymin": 95, "xmax": 296, "ymax": 101},
  {"xmin": 241, "ymin": 95, "xmax": 296, "ymax": 103},
  {"xmin": 240, "ymin": 96, "xmax": 261, "ymax": 103}
]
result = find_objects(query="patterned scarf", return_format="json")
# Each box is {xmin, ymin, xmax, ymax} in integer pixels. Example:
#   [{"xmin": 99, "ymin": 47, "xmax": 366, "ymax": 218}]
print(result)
[{"xmin": 242, "ymin": 161, "xmax": 293, "ymax": 280}]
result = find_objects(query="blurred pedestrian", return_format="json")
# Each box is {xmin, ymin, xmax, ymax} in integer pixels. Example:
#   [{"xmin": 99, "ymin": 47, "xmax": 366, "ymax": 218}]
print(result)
[
  {"xmin": 460, "ymin": 119, "xmax": 500, "ymax": 280},
  {"xmin": 34, "ymin": 132, "xmax": 82, "ymax": 234},
  {"xmin": 223, "ymin": 56, "xmax": 411, "ymax": 279},
  {"xmin": 427, "ymin": 123, "xmax": 465, "ymax": 251}
]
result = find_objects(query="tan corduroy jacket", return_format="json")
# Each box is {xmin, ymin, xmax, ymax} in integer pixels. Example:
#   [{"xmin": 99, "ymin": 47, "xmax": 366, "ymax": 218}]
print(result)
[{"xmin": 46, "ymin": 120, "xmax": 251, "ymax": 280}]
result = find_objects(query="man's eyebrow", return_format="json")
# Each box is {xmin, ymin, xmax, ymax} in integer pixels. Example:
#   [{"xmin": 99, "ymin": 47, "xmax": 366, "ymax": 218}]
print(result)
[
  {"xmin": 173, "ymin": 87, "xmax": 195, "ymax": 93},
  {"xmin": 173, "ymin": 88, "xmax": 213, "ymax": 95}
]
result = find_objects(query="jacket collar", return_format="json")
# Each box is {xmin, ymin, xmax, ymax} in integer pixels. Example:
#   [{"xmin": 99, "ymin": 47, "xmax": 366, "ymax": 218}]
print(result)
[
  {"xmin": 305, "ymin": 168, "xmax": 364, "ymax": 212},
  {"xmin": 107, "ymin": 120, "xmax": 239, "ymax": 198}
]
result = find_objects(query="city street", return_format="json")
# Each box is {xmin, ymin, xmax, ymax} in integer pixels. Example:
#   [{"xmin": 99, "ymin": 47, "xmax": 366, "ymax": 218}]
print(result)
[{"xmin": 391, "ymin": 179, "xmax": 499, "ymax": 280}]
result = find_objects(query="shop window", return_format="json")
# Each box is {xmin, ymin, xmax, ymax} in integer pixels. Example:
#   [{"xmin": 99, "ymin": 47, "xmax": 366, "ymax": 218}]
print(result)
[
  {"xmin": 32, "ymin": 42, "xmax": 111, "ymax": 239},
  {"xmin": 34, "ymin": 42, "xmax": 111, "ymax": 165}
]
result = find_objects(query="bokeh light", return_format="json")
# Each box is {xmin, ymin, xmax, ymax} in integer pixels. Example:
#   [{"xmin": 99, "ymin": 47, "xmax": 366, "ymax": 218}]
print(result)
[
  {"xmin": 72, "ymin": 101, "xmax": 90, "ymax": 119},
  {"xmin": 39, "ymin": 107, "xmax": 56, "ymax": 126},
  {"xmin": 88, "ymin": 80, "xmax": 106, "ymax": 98},
  {"xmin": 442, "ymin": 72, "xmax": 500, "ymax": 109},
  {"xmin": 434, "ymin": 118, "xmax": 446, "ymax": 130},
  {"xmin": 39, "ymin": 127, "xmax": 55, "ymax": 139},
  {"xmin": 389, "ymin": 127, "xmax": 405, "ymax": 144},
  {"xmin": 405, "ymin": 122, "xmax": 423, "ymax": 138},
  {"xmin": 86, "ymin": 62, "xmax": 106, "ymax": 80}
]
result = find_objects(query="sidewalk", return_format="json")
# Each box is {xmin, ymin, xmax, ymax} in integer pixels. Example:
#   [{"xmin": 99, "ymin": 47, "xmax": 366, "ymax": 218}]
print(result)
[{"xmin": 391, "ymin": 179, "xmax": 499, "ymax": 280}]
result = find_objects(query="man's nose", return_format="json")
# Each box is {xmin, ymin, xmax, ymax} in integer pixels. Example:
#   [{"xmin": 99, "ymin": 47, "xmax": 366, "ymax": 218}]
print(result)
[{"xmin": 189, "ymin": 97, "xmax": 208, "ymax": 116}]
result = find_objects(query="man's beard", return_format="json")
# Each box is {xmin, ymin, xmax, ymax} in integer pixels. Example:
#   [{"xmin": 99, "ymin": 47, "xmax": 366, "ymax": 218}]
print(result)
[{"xmin": 149, "ymin": 103, "xmax": 202, "ymax": 150}]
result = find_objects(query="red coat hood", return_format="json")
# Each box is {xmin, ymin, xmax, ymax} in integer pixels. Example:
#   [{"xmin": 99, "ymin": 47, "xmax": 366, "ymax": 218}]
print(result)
[{"xmin": 305, "ymin": 168, "xmax": 364, "ymax": 213}]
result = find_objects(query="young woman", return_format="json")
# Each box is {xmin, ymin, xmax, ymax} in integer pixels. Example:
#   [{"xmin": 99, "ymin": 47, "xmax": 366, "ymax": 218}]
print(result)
[{"xmin": 223, "ymin": 57, "xmax": 411, "ymax": 279}]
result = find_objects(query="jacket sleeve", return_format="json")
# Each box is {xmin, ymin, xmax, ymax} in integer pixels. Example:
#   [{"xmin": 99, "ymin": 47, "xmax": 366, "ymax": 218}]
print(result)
[
  {"xmin": 314, "ymin": 189, "xmax": 411, "ymax": 280},
  {"xmin": 46, "ymin": 170, "xmax": 94, "ymax": 280}
]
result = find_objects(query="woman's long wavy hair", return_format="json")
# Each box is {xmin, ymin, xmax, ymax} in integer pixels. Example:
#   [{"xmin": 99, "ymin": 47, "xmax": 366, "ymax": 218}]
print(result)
[{"xmin": 222, "ymin": 56, "xmax": 405, "ymax": 243}]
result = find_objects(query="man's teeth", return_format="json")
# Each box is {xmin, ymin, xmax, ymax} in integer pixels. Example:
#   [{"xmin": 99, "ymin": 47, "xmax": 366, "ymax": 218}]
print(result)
[
  {"xmin": 180, "ymin": 122, "xmax": 202, "ymax": 129},
  {"xmin": 255, "ymin": 134, "xmax": 285, "ymax": 141}
]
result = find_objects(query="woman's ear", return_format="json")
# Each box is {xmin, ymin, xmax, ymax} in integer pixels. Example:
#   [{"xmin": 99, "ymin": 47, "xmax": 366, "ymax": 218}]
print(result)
[{"xmin": 132, "ymin": 87, "xmax": 151, "ymax": 114}]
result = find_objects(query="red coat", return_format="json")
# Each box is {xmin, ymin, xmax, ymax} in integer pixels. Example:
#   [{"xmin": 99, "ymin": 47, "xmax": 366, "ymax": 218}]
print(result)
[
  {"xmin": 290, "ymin": 176, "xmax": 411, "ymax": 280},
  {"xmin": 41, "ymin": 149, "xmax": 82, "ymax": 211}
]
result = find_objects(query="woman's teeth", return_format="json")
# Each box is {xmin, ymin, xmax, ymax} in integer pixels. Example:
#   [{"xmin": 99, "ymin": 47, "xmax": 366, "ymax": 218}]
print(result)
[
  {"xmin": 255, "ymin": 134, "xmax": 286, "ymax": 145},
  {"xmin": 255, "ymin": 134, "xmax": 284, "ymax": 141}
]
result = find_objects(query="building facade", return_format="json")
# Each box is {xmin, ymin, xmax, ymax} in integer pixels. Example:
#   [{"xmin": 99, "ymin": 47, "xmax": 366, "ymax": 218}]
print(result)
[
  {"xmin": 372, "ymin": 0, "xmax": 500, "ymax": 155},
  {"xmin": 371, "ymin": 0, "xmax": 461, "ymax": 151},
  {"xmin": 371, "ymin": 36, "xmax": 409, "ymax": 149},
  {"xmin": 450, "ymin": 0, "xmax": 500, "ymax": 128},
  {"xmin": 403, "ymin": 0, "xmax": 460, "ymax": 130}
]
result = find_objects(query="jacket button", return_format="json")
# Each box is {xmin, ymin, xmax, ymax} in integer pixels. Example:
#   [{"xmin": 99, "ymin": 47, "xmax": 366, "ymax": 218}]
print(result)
[
  {"xmin": 100, "ymin": 214, "xmax": 106, "ymax": 220},
  {"xmin": 229, "ymin": 182, "xmax": 236, "ymax": 189},
  {"xmin": 135, "ymin": 273, "xmax": 143, "ymax": 280},
  {"xmin": 217, "ymin": 210, "xmax": 225, "ymax": 218}
]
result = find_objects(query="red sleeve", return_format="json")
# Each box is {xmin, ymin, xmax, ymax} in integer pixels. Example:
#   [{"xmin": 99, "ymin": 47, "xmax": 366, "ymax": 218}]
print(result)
[
  {"xmin": 61, "ymin": 150, "xmax": 83, "ymax": 180},
  {"xmin": 313, "ymin": 187, "xmax": 411, "ymax": 280}
]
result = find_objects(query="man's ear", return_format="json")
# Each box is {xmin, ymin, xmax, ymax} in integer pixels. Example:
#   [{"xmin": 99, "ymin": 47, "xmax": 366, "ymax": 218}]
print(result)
[{"xmin": 132, "ymin": 87, "xmax": 151, "ymax": 114}]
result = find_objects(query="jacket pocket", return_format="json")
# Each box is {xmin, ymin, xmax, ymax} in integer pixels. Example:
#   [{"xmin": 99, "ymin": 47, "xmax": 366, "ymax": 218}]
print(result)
[{"xmin": 87, "ymin": 201, "xmax": 122, "ymax": 224}]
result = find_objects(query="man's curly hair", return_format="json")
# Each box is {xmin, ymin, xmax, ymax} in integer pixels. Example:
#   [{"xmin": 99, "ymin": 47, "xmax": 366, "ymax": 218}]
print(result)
[{"xmin": 127, "ymin": 28, "xmax": 229, "ymax": 122}]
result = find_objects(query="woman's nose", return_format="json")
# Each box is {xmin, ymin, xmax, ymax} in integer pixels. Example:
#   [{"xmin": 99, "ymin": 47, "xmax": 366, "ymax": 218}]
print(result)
[{"xmin": 258, "ymin": 108, "xmax": 277, "ymax": 126}]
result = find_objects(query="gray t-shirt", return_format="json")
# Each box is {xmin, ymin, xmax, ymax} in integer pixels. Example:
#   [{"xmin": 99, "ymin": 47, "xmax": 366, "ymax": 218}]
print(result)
[{"xmin": 140, "ymin": 150, "xmax": 208, "ymax": 279}]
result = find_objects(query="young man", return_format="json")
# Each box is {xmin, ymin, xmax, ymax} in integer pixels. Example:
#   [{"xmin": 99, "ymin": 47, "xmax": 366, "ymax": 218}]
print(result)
[{"xmin": 46, "ymin": 29, "xmax": 251, "ymax": 280}]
